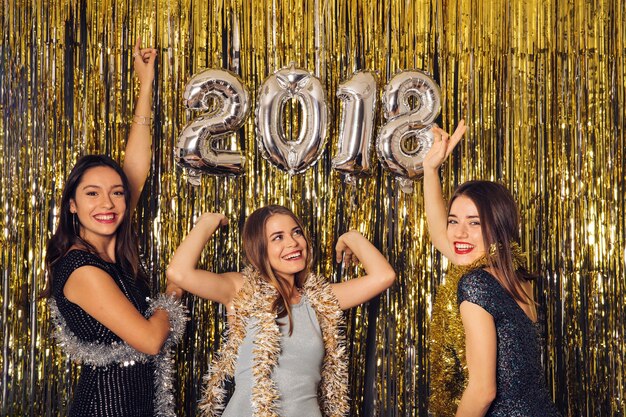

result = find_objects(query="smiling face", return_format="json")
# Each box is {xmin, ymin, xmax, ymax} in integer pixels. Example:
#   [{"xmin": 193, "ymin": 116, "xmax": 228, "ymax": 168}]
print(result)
[
  {"xmin": 69, "ymin": 166, "xmax": 126, "ymax": 245},
  {"xmin": 265, "ymin": 213, "xmax": 308, "ymax": 281},
  {"xmin": 447, "ymin": 195, "xmax": 487, "ymax": 265}
]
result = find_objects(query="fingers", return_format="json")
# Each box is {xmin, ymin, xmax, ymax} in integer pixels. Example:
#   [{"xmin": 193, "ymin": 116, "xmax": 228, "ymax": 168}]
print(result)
[
  {"xmin": 445, "ymin": 119, "xmax": 467, "ymax": 157},
  {"xmin": 335, "ymin": 241, "xmax": 347, "ymax": 263},
  {"xmin": 133, "ymin": 37, "xmax": 157, "ymax": 64},
  {"xmin": 342, "ymin": 252, "xmax": 359, "ymax": 266},
  {"xmin": 146, "ymin": 49, "xmax": 157, "ymax": 65},
  {"xmin": 336, "ymin": 247, "xmax": 358, "ymax": 266},
  {"xmin": 135, "ymin": 49, "xmax": 157, "ymax": 63},
  {"xmin": 429, "ymin": 124, "xmax": 449, "ymax": 158},
  {"xmin": 134, "ymin": 37, "xmax": 141, "ymax": 55},
  {"xmin": 431, "ymin": 120, "xmax": 467, "ymax": 157},
  {"xmin": 450, "ymin": 119, "xmax": 467, "ymax": 142},
  {"xmin": 431, "ymin": 124, "xmax": 450, "ymax": 141},
  {"xmin": 430, "ymin": 126, "xmax": 450, "ymax": 154},
  {"xmin": 335, "ymin": 246, "xmax": 343, "ymax": 263}
]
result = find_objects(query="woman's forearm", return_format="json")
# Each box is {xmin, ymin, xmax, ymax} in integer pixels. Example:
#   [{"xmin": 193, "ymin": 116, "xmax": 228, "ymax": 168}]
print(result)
[
  {"xmin": 455, "ymin": 383, "xmax": 495, "ymax": 417},
  {"xmin": 167, "ymin": 214, "xmax": 225, "ymax": 282},
  {"xmin": 423, "ymin": 167, "xmax": 447, "ymax": 236},
  {"xmin": 124, "ymin": 42, "xmax": 156, "ymax": 210}
]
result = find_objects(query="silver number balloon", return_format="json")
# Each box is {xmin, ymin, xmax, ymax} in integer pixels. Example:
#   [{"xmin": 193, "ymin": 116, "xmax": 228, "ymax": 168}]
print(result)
[
  {"xmin": 175, "ymin": 68, "xmax": 250, "ymax": 179},
  {"xmin": 332, "ymin": 71, "xmax": 377, "ymax": 181},
  {"xmin": 376, "ymin": 70, "xmax": 441, "ymax": 191},
  {"xmin": 255, "ymin": 63, "xmax": 328, "ymax": 174}
]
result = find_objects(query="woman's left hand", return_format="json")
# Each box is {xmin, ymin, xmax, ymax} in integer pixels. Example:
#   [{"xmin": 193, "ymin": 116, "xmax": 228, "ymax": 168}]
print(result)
[
  {"xmin": 335, "ymin": 231, "xmax": 362, "ymax": 266},
  {"xmin": 133, "ymin": 37, "xmax": 157, "ymax": 86}
]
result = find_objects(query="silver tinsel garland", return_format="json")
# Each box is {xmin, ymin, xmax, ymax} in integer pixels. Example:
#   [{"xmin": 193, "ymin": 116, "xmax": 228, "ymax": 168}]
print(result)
[{"xmin": 49, "ymin": 294, "xmax": 188, "ymax": 417}]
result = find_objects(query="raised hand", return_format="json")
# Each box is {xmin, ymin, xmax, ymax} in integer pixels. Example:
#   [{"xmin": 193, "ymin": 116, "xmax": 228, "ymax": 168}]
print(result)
[
  {"xmin": 423, "ymin": 119, "xmax": 467, "ymax": 171},
  {"xmin": 196, "ymin": 212, "xmax": 229, "ymax": 230},
  {"xmin": 133, "ymin": 37, "xmax": 157, "ymax": 86},
  {"xmin": 335, "ymin": 231, "xmax": 362, "ymax": 267}
]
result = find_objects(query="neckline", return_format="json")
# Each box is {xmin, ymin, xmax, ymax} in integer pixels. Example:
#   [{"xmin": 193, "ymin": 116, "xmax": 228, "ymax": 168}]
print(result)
[
  {"xmin": 478, "ymin": 269, "xmax": 538, "ymax": 325},
  {"xmin": 290, "ymin": 293, "xmax": 306, "ymax": 307},
  {"xmin": 68, "ymin": 248, "xmax": 117, "ymax": 265}
]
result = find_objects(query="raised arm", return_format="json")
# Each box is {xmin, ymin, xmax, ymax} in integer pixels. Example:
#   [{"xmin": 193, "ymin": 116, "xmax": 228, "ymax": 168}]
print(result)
[
  {"xmin": 330, "ymin": 231, "xmax": 396, "ymax": 310},
  {"xmin": 422, "ymin": 120, "xmax": 467, "ymax": 262},
  {"xmin": 64, "ymin": 267, "xmax": 170, "ymax": 355},
  {"xmin": 166, "ymin": 213, "xmax": 243, "ymax": 307},
  {"xmin": 124, "ymin": 38, "xmax": 157, "ymax": 212},
  {"xmin": 455, "ymin": 301, "xmax": 497, "ymax": 416}
]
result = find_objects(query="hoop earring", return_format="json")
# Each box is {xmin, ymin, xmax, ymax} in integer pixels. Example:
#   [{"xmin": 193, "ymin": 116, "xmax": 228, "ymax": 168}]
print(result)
[{"xmin": 72, "ymin": 213, "xmax": 80, "ymax": 236}]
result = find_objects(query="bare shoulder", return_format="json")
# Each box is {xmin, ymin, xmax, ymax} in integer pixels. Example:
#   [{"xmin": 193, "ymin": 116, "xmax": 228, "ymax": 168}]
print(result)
[
  {"xmin": 223, "ymin": 271, "xmax": 244, "ymax": 291},
  {"xmin": 220, "ymin": 271, "xmax": 245, "ymax": 312},
  {"xmin": 63, "ymin": 265, "xmax": 118, "ymax": 302}
]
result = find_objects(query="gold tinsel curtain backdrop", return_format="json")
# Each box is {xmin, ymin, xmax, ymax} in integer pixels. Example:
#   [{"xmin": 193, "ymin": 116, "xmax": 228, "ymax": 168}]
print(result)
[{"xmin": 0, "ymin": 0, "xmax": 624, "ymax": 415}]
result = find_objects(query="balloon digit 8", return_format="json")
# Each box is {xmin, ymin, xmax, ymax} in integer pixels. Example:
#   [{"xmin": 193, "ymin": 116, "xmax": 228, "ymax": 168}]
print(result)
[{"xmin": 376, "ymin": 70, "xmax": 441, "ymax": 191}]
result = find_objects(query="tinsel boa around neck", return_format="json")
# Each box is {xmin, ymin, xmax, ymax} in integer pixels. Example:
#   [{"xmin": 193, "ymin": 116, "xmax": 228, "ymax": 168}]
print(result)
[
  {"xmin": 428, "ymin": 243, "xmax": 527, "ymax": 416},
  {"xmin": 199, "ymin": 266, "xmax": 349, "ymax": 417}
]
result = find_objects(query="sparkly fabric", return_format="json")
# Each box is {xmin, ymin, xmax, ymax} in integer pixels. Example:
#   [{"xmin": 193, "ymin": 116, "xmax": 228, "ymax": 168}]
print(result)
[
  {"xmin": 428, "ymin": 264, "xmax": 468, "ymax": 416},
  {"xmin": 428, "ymin": 246, "xmax": 528, "ymax": 416},
  {"xmin": 52, "ymin": 249, "xmax": 154, "ymax": 417},
  {"xmin": 458, "ymin": 269, "xmax": 561, "ymax": 417}
]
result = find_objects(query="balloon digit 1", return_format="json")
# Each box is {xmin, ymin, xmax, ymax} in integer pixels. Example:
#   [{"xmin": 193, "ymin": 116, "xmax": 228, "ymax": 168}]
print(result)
[
  {"xmin": 175, "ymin": 69, "xmax": 250, "ymax": 182},
  {"xmin": 376, "ymin": 70, "xmax": 441, "ymax": 192},
  {"xmin": 332, "ymin": 71, "xmax": 378, "ymax": 183},
  {"xmin": 255, "ymin": 63, "xmax": 328, "ymax": 175}
]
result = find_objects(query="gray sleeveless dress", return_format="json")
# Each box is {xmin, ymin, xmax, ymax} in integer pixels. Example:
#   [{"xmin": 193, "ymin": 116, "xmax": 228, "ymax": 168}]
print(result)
[{"xmin": 222, "ymin": 295, "xmax": 325, "ymax": 416}]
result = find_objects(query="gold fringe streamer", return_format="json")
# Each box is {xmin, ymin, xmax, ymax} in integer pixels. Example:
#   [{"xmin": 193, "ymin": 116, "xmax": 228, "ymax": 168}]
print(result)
[{"xmin": 0, "ymin": 0, "xmax": 624, "ymax": 415}]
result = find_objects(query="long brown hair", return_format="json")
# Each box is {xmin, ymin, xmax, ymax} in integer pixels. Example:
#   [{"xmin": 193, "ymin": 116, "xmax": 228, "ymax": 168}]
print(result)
[
  {"xmin": 449, "ymin": 180, "xmax": 535, "ymax": 304},
  {"xmin": 242, "ymin": 205, "xmax": 313, "ymax": 335},
  {"xmin": 41, "ymin": 155, "xmax": 145, "ymax": 298}
]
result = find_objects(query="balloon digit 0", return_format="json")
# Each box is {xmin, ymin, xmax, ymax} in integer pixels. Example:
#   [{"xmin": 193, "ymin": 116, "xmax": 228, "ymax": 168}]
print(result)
[{"xmin": 255, "ymin": 63, "xmax": 328, "ymax": 175}]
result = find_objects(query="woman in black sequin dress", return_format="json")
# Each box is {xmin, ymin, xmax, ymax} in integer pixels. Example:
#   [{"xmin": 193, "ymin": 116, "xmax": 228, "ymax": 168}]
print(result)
[
  {"xmin": 42, "ymin": 39, "xmax": 184, "ymax": 417},
  {"xmin": 423, "ymin": 120, "xmax": 561, "ymax": 416}
]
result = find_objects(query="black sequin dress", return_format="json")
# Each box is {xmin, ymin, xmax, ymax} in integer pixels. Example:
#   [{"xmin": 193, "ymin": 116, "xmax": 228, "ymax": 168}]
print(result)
[
  {"xmin": 52, "ymin": 250, "xmax": 155, "ymax": 417},
  {"xmin": 457, "ymin": 269, "xmax": 561, "ymax": 417}
]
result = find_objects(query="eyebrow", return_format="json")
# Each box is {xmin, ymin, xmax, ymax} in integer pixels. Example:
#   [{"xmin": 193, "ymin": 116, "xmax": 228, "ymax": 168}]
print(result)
[
  {"xmin": 269, "ymin": 226, "xmax": 301, "ymax": 238},
  {"xmin": 448, "ymin": 214, "xmax": 480, "ymax": 218},
  {"xmin": 81, "ymin": 184, "xmax": 124, "ymax": 190}
]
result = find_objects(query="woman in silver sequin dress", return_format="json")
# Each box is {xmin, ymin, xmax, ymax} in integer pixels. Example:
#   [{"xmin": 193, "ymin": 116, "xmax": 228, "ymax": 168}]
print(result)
[
  {"xmin": 423, "ymin": 120, "xmax": 561, "ymax": 416},
  {"xmin": 42, "ymin": 39, "xmax": 185, "ymax": 417}
]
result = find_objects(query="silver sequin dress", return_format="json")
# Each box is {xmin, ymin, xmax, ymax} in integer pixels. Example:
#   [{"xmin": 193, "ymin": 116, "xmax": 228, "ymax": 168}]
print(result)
[{"xmin": 52, "ymin": 250, "xmax": 155, "ymax": 417}]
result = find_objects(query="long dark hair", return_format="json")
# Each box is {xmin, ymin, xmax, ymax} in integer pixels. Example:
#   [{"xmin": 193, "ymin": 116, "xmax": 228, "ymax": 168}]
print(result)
[
  {"xmin": 449, "ymin": 180, "xmax": 535, "ymax": 304},
  {"xmin": 242, "ymin": 205, "xmax": 313, "ymax": 335},
  {"xmin": 41, "ymin": 155, "xmax": 145, "ymax": 298}
]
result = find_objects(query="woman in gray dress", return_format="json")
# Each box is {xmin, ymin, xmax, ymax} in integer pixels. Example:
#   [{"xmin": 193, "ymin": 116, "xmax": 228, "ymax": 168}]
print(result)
[{"xmin": 166, "ymin": 205, "xmax": 396, "ymax": 416}]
